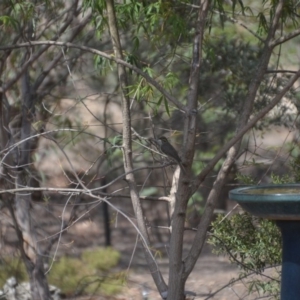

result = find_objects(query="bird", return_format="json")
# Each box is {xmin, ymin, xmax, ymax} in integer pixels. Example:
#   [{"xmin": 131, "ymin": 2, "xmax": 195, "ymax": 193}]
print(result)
[{"xmin": 156, "ymin": 136, "xmax": 186, "ymax": 173}]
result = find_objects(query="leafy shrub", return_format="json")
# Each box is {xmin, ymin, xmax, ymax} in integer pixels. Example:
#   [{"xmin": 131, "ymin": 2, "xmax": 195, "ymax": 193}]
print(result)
[
  {"xmin": 48, "ymin": 247, "xmax": 122, "ymax": 296},
  {"xmin": 0, "ymin": 256, "xmax": 27, "ymax": 287},
  {"xmin": 0, "ymin": 247, "xmax": 122, "ymax": 297},
  {"xmin": 209, "ymin": 213, "xmax": 281, "ymax": 299},
  {"xmin": 82, "ymin": 247, "xmax": 120, "ymax": 272}
]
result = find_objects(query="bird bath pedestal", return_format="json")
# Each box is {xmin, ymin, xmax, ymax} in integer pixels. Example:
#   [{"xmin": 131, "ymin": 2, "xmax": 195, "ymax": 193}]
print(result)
[{"xmin": 229, "ymin": 184, "xmax": 300, "ymax": 300}]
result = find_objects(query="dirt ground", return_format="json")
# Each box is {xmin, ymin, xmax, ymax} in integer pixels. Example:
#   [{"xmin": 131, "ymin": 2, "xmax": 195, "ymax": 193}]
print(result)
[
  {"xmin": 61, "ymin": 198, "xmax": 267, "ymax": 300},
  {"xmin": 115, "ymin": 245, "xmax": 248, "ymax": 300},
  {"xmin": 106, "ymin": 227, "xmax": 269, "ymax": 300},
  {"xmin": 0, "ymin": 194, "xmax": 269, "ymax": 300}
]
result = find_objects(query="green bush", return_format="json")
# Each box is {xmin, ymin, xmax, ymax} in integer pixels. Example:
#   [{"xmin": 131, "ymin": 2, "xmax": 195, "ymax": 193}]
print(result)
[
  {"xmin": 0, "ymin": 256, "xmax": 28, "ymax": 287},
  {"xmin": 0, "ymin": 247, "xmax": 122, "ymax": 297},
  {"xmin": 48, "ymin": 247, "xmax": 122, "ymax": 296},
  {"xmin": 209, "ymin": 213, "xmax": 281, "ymax": 299},
  {"xmin": 209, "ymin": 159, "xmax": 300, "ymax": 299},
  {"xmin": 48, "ymin": 256, "xmax": 87, "ymax": 295},
  {"xmin": 82, "ymin": 247, "xmax": 120, "ymax": 272}
]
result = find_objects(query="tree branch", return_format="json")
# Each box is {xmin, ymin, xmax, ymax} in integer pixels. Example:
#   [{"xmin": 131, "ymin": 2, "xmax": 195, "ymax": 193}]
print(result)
[
  {"xmin": 192, "ymin": 0, "xmax": 287, "ymax": 192},
  {"xmin": 105, "ymin": 0, "xmax": 168, "ymax": 295},
  {"xmin": 0, "ymin": 41, "xmax": 186, "ymax": 112},
  {"xmin": 184, "ymin": 0, "xmax": 295, "ymax": 279},
  {"xmin": 271, "ymin": 27, "xmax": 300, "ymax": 47},
  {"xmin": 167, "ymin": 1, "xmax": 211, "ymax": 299},
  {"xmin": 1, "ymin": 4, "xmax": 84, "ymax": 94},
  {"xmin": 185, "ymin": 67, "xmax": 300, "ymax": 276}
]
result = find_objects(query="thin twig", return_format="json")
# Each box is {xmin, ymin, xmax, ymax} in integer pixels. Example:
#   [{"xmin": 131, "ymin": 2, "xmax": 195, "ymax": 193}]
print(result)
[{"xmin": 0, "ymin": 41, "xmax": 186, "ymax": 112}]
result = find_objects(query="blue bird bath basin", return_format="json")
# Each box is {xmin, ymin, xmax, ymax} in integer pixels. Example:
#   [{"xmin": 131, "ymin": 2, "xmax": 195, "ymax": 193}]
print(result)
[
  {"xmin": 229, "ymin": 184, "xmax": 300, "ymax": 220},
  {"xmin": 229, "ymin": 184, "xmax": 300, "ymax": 300}
]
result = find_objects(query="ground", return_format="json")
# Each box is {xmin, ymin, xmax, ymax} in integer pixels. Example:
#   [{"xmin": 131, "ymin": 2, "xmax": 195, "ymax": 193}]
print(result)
[
  {"xmin": 1, "ymin": 194, "xmax": 275, "ymax": 300},
  {"xmin": 60, "ymin": 198, "xmax": 272, "ymax": 300}
]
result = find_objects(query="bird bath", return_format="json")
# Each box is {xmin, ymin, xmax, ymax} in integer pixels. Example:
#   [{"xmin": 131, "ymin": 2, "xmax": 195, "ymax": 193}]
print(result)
[{"xmin": 229, "ymin": 184, "xmax": 300, "ymax": 300}]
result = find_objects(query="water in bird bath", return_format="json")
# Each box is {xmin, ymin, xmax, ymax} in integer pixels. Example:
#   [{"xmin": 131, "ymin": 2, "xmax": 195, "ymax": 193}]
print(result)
[{"xmin": 241, "ymin": 187, "xmax": 300, "ymax": 195}]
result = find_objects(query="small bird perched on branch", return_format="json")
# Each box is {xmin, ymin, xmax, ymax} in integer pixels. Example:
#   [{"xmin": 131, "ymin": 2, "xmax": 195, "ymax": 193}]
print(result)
[{"xmin": 155, "ymin": 136, "xmax": 186, "ymax": 173}]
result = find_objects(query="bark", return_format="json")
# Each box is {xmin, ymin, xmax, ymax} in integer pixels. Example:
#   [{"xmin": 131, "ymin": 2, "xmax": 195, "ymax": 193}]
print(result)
[
  {"xmin": 1, "ymin": 67, "xmax": 50, "ymax": 299},
  {"xmin": 15, "ymin": 56, "xmax": 51, "ymax": 299},
  {"xmin": 167, "ymin": 1, "xmax": 210, "ymax": 299},
  {"xmin": 105, "ymin": 0, "xmax": 168, "ymax": 296}
]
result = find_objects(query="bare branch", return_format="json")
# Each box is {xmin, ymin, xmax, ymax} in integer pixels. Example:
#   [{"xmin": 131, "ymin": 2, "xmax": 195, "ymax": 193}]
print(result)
[
  {"xmin": 267, "ymin": 69, "xmax": 299, "ymax": 74},
  {"xmin": 271, "ymin": 27, "xmax": 300, "ymax": 47},
  {"xmin": 192, "ymin": 0, "xmax": 288, "ymax": 192},
  {"xmin": 213, "ymin": 10, "xmax": 263, "ymax": 42},
  {"xmin": 1, "ymin": 5, "xmax": 87, "ymax": 94},
  {"xmin": 0, "ymin": 41, "xmax": 186, "ymax": 112},
  {"xmin": 184, "ymin": 69, "xmax": 300, "ymax": 278},
  {"xmin": 33, "ymin": 11, "xmax": 92, "ymax": 90}
]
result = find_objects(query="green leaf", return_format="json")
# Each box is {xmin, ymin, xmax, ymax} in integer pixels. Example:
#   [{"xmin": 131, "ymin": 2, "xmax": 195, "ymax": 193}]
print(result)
[
  {"xmin": 163, "ymin": 96, "xmax": 170, "ymax": 117},
  {"xmin": 112, "ymin": 135, "xmax": 122, "ymax": 146},
  {"xmin": 132, "ymin": 36, "xmax": 139, "ymax": 52},
  {"xmin": 0, "ymin": 15, "xmax": 18, "ymax": 29}
]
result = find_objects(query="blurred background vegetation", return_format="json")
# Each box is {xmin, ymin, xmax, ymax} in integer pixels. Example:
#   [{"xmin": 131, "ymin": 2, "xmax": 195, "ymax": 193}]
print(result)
[{"xmin": 0, "ymin": 0, "xmax": 300, "ymax": 299}]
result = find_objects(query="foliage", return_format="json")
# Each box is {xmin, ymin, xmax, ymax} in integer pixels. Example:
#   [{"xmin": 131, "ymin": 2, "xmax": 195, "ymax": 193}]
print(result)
[
  {"xmin": 84, "ymin": 0, "xmax": 299, "ymax": 172},
  {"xmin": 290, "ymin": 155, "xmax": 300, "ymax": 183},
  {"xmin": 209, "ymin": 160, "xmax": 300, "ymax": 299},
  {"xmin": 0, "ymin": 256, "xmax": 28, "ymax": 287},
  {"xmin": 0, "ymin": 248, "xmax": 121, "ymax": 296},
  {"xmin": 48, "ymin": 256, "xmax": 86, "ymax": 295},
  {"xmin": 235, "ymin": 173, "xmax": 256, "ymax": 185},
  {"xmin": 1, "ymin": 0, "xmax": 300, "ymax": 299},
  {"xmin": 210, "ymin": 213, "xmax": 281, "ymax": 270},
  {"xmin": 209, "ymin": 213, "xmax": 281, "ymax": 299},
  {"xmin": 82, "ymin": 247, "xmax": 120, "ymax": 272},
  {"xmin": 48, "ymin": 247, "xmax": 121, "ymax": 296}
]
